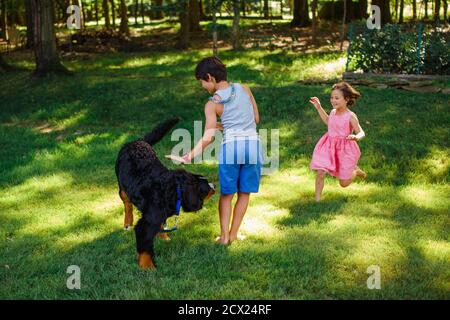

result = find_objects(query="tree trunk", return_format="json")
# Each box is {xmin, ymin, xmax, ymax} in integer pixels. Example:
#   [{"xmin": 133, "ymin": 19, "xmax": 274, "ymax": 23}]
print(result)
[
  {"xmin": 212, "ymin": 0, "xmax": 218, "ymax": 55},
  {"xmin": 434, "ymin": 0, "xmax": 441, "ymax": 21},
  {"xmin": 424, "ymin": 0, "xmax": 429, "ymax": 19},
  {"xmin": 152, "ymin": 0, "xmax": 164, "ymax": 20},
  {"xmin": 31, "ymin": 0, "xmax": 68, "ymax": 76},
  {"xmin": 119, "ymin": 0, "xmax": 129, "ymax": 35},
  {"xmin": 134, "ymin": 0, "xmax": 138, "ymax": 24},
  {"xmin": 178, "ymin": 0, "xmax": 189, "ymax": 48},
  {"xmin": 95, "ymin": 0, "xmax": 99, "ymax": 25},
  {"xmin": 311, "ymin": 0, "xmax": 317, "ymax": 44},
  {"xmin": 444, "ymin": 0, "xmax": 448, "ymax": 21},
  {"xmin": 399, "ymin": 0, "xmax": 404, "ymax": 23},
  {"xmin": 0, "ymin": 51, "xmax": 11, "ymax": 71},
  {"xmin": 291, "ymin": 0, "xmax": 311, "ymax": 27},
  {"xmin": 189, "ymin": 0, "xmax": 201, "ymax": 31},
  {"xmin": 25, "ymin": 0, "xmax": 34, "ymax": 48},
  {"xmin": 359, "ymin": 0, "xmax": 368, "ymax": 18},
  {"xmin": 394, "ymin": 0, "xmax": 398, "ymax": 20},
  {"xmin": 372, "ymin": 0, "xmax": 391, "ymax": 25},
  {"xmin": 140, "ymin": 0, "xmax": 144, "ymax": 24},
  {"xmin": 110, "ymin": 0, "xmax": 116, "ymax": 27},
  {"xmin": 103, "ymin": 0, "xmax": 110, "ymax": 29},
  {"xmin": 232, "ymin": 0, "xmax": 241, "ymax": 49},
  {"xmin": 340, "ymin": 0, "xmax": 347, "ymax": 51},
  {"xmin": 263, "ymin": 0, "xmax": 269, "ymax": 18},
  {"xmin": 0, "ymin": 0, "xmax": 7, "ymax": 41}
]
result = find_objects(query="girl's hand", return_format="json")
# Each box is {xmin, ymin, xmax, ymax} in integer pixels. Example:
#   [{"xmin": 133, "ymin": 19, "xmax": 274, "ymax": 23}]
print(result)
[
  {"xmin": 309, "ymin": 97, "xmax": 322, "ymax": 110},
  {"xmin": 346, "ymin": 134, "xmax": 358, "ymax": 141},
  {"xmin": 216, "ymin": 122, "xmax": 224, "ymax": 131}
]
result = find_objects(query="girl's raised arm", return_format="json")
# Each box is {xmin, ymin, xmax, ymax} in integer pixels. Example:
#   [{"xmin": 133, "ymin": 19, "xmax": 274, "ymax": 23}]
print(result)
[
  {"xmin": 347, "ymin": 113, "xmax": 365, "ymax": 141},
  {"xmin": 309, "ymin": 97, "xmax": 328, "ymax": 125}
]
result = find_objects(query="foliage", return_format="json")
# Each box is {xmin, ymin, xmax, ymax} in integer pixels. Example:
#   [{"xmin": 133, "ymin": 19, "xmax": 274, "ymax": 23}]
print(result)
[{"xmin": 348, "ymin": 23, "xmax": 450, "ymax": 75}]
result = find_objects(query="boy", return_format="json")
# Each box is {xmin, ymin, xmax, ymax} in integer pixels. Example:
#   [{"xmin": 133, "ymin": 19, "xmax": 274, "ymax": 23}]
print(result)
[{"xmin": 176, "ymin": 56, "xmax": 262, "ymax": 245}]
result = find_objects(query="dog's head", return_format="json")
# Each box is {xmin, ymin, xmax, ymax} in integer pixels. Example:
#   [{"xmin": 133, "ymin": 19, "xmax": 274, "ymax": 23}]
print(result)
[{"xmin": 176, "ymin": 170, "xmax": 215, "ymax": 212}]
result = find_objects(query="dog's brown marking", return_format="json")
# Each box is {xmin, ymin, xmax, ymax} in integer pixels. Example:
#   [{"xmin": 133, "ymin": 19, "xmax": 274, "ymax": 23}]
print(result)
[
  {"xmin": 157, "ymin": 225, "xmax": 171, "ymax": 241},
  {"xmin": 119, "ymin": 190, "xmax": 133, "ymax": 229},
  {"xmin": 138, "ymin": 252, "xmax": 156, "ymax": 269},
  {"xmin": 205, "ymin": 188, "xmax": 215, "ymax": 201}
]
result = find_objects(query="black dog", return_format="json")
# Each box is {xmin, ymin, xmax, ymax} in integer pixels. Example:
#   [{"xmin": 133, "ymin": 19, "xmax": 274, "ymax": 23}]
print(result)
[{"xmin": 115, "ymin": 118, "xmax": 215, "ymax": 269}]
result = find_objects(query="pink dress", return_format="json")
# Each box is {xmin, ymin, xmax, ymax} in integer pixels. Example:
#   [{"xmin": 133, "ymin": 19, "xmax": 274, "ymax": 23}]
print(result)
[{"xmin": 310, "ymin": 109, "xmax": 361, "ymax": 180}]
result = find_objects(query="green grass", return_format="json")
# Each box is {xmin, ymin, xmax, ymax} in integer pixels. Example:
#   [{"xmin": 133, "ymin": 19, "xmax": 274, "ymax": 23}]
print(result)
[{"xmin": 0, "ymin": 48, "xmax": 449, "ymax": 299}]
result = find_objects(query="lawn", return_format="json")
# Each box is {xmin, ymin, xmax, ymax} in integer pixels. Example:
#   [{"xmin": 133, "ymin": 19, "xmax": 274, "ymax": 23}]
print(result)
[{"xmin": 0, "ymin": 48, "xmax": 449, "ymax": 299}]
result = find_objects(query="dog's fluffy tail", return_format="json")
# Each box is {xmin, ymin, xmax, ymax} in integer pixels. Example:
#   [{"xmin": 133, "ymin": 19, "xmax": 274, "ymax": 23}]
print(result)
[{"xmin": 143, "ymin": 117, "xmax": 180, "ymax": 146}]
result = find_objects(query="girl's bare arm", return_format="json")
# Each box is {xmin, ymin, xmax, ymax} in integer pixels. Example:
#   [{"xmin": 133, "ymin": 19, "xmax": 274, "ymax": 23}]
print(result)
[
  {"xmin": 310, "ymin": 97, "xmax": 328, "ymax": 125},
  {"xmin": 347, "ymin": 113, "xmax": 365, "ymax": 141}
]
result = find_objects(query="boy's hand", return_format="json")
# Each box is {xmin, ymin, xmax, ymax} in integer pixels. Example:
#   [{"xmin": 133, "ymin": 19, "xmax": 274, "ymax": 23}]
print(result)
[
  {"xmin": 165, "ymin": 154, "xmax": 190, "ymax": 164},
  {"xmin": 216, "ymin": 122, "xmax": 224, "ymax": 131},
  {"xmin": 346, "ymin": 134, "xmax": 358, "ymax": 141},
  {"xmin": 309, "ymin": 97, "xmax": 322, "ymax": 110}
]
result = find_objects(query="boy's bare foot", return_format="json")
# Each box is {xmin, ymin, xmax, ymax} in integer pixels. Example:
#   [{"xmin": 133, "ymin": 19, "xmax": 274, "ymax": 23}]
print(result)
[
  {"xmin": 355, "ymin": 167, "xmax": 367, "ymax": 180},
  {"xmin": 215, "ymin": 236, "xmax": 230, "ymax": 246},
  {"xmin": 229, "ymin": 234, "xmax": 246, "ymax": 244}
]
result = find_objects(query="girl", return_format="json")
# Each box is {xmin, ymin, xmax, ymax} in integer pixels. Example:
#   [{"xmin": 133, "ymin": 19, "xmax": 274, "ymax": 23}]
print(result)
[{"xmin": 309, "ymin": 82, "xmax": 367, "ymax": 202}]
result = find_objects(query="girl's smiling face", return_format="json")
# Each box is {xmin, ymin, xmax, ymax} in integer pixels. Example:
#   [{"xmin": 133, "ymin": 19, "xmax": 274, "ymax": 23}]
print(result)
[{"xmin": 330, "ymin": 89, "xmax": 348, "ymax": 110}]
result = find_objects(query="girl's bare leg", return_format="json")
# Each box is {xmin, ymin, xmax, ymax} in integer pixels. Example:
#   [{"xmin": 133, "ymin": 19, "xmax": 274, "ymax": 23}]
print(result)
[
  {"xmin": 339, "ymin": 167, "xmax": 366, "ymax": 188},
  {"xmin": 315, "ymin": 170, "xmax": 326, "ymax": 202},
  {"xmin": 229, "ymin": 192, "xmax": 250, "ymax": 243},
  {"xmin": 217, "ymin": 194, "xmax": 234, "ymax": 245}
]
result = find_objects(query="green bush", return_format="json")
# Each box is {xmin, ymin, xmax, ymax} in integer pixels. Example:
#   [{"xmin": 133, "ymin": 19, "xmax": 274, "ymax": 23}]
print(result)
[{"xmin": 348, "ymin": 23, "xmax": 449, "ymax": 75}]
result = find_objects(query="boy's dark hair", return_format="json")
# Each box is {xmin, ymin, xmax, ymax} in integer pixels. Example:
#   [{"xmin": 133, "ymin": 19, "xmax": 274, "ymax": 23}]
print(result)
[
  {"xmin": 332, "ymin": 81, "xmax": 361, "ymax": 106},
  {"xmin": 195, "ymin": 56, "xmax": 227, "ymax": 82}
]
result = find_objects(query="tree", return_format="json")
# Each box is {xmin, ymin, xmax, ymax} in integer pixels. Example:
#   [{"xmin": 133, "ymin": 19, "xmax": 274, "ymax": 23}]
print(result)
[
  {"xmin": 110, "ymin": 0, "xmax": 116, "ymax": 27},
  {"xmin": 434, "ymin": 0, "xmax": 441, "ymax": 21},
  {"xmin": 412, "ymin": 0, "xmax": 417, "ymax": 20},
  {"xmin": 444, "ymin": 0, "xmax": 448, "ymax": 21},
  {"xmin": 263, "ymin": 0, "xmax": 269, "ymax": 18},
  {"xmin": 359, "ymin": 0, "xmax": 368, "ymax": 18},
  {"xmin": 424, "ymin": 0, "xmax": 429, "ymax": 19},
  {"xmin": 25, "ymin": 0, "xmax": 34, "ymax": 48},
  {"xmin": 189, "ymin": 0, "xmax": 201, "ymax": 31},
  {"xmin": 103, "ymin": 0, "xmax": 110, "ymax": 28},
  {"xmin": 152, "ymin": 0, "xmax": 164, "ymax": 20},
  {"xmin": 30, "ymin": 0, "xmax": 68, "ymax": 76},
  {"xmin": 0, "ymin": 0, "xmax": 7, "ymax": 41},
  {"xmin": 399, "ymin": 0, "xmax": 404, "ymax": 23},
  {"xmin": 0, "ymin": 51, "xmax": 11, "ymax": 71},
  {"xmin": 94, "ymin": 0, "xmax": 99, "ymax": 25},
  {"xmin": 340, "ymin": 0, "xmax": 347, "ymax": 51},
  {"xmin": 311, "ymin": 0, "xmax": 317, "ymax": 44},
  {"xmin": 232, "ymin": 0, "xmax": 241, "ymax": 49},
  {"xmin": 178, "ymin": 0, "xmax": 190, "ymax": 48},
  {"xmin": 119, "ymin": 0, "xmax": 129, "ymax": 35},
  {"xmin": 371, "ymin": 0, "xmax": 391, "ymax": 25},
  {"xmin": 291, "ymin": 0, "xmax": 311, "ymax": 27}
]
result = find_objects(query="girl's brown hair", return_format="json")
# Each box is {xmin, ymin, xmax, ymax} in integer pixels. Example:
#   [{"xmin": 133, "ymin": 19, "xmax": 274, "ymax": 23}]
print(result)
[{"xmin": 332, "ymin": 82, "xmax": 361, "ymax": 106}]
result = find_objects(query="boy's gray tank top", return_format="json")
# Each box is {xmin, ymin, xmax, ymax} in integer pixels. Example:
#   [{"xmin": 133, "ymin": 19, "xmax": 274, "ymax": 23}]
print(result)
[{"xmin": 214, "ymin": 83, "xmax": 258, "ymax": 143}]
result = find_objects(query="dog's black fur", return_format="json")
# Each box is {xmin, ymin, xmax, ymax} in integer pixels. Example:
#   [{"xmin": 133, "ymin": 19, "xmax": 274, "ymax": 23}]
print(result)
[{"xmin": 115, "ymin": 118, "xmax": 215, "ymax": 269}]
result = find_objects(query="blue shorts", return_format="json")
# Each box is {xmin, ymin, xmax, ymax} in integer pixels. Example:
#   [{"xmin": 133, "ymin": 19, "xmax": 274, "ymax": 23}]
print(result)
[{"xmin": 218, "ymin": 139, "xmax": 263, "ymax": 195}]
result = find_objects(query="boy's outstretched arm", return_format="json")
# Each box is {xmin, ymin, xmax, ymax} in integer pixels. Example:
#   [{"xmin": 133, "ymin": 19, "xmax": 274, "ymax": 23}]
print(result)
[
  {"xmin": 184, "ymin": 101, "xmax": 217, "ymax": 161},
  {"xmin": 242, "ymin": 85, "xmax": 260, "ymax": 124}
]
